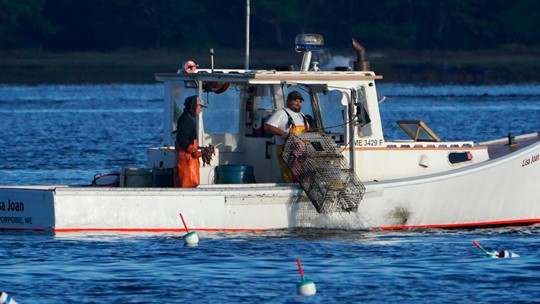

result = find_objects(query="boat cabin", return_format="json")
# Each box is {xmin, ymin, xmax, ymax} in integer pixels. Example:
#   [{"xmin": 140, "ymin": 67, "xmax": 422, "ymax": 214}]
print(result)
[{"xmin": 150, "ymin": 34, "xmax": 489, "ymax": 185}]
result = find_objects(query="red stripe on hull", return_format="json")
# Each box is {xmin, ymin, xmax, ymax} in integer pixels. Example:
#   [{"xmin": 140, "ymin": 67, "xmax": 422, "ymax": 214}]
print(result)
[
  {"xmin": 0, "ymin": 227, "xmax": 47, "ymax": 232},
  {"xmin": 53, "ymin": 227, "xmax": 268, "ymax": 233},
  {"xmin": 377, "ymin": 219, "xmax": 540, "ymax": 230}
]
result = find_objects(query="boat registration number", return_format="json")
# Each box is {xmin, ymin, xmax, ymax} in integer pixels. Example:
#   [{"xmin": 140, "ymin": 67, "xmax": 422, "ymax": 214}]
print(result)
[{"xmin": 355, "ymin": 139, "xmax": 383, "ymax": 147}]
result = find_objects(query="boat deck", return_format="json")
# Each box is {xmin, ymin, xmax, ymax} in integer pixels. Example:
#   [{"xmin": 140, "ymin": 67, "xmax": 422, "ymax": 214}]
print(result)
[{"xmin": 483, "ymin": 132, "xmax": 540, "ymax": 159}]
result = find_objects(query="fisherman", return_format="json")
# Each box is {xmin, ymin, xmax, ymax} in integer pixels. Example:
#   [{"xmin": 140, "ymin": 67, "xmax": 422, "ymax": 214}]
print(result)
[
  {"xmin": 174, "ymin": 95, "xmax": 205, "ymax": 188},
  {"xmin": 264, "ymin": 91, "xmax": 310, "ymax": 182}
]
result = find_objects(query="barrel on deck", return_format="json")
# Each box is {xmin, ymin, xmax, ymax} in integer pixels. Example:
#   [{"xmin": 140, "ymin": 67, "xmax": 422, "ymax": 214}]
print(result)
[{"xmin": 216, "ymin": 165, "xmax": 255, "ymax": 184}]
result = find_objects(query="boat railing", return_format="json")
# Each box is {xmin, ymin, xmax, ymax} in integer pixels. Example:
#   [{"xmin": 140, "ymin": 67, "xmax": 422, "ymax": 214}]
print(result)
[{"xmin": 384, "ymin": 140, "xmax": 475, "ymax": 148}]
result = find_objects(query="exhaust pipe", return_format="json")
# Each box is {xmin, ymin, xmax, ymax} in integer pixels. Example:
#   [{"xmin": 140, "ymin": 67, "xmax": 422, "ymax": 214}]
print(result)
[{"xmin": 352, "ymin": 38, "xmax": 370, "ymax": 71}]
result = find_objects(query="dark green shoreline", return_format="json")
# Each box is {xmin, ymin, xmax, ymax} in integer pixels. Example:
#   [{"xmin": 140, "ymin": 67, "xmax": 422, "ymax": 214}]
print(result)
[{"xmin": 2, "ymin": 49, "xmax": 540, "ymax": 85}]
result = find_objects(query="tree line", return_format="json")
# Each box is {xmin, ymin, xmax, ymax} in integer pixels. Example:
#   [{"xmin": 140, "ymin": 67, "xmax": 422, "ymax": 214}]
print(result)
[{"xmin": 2, "ymin": 0, "xmax": 540, "ymax": 52}]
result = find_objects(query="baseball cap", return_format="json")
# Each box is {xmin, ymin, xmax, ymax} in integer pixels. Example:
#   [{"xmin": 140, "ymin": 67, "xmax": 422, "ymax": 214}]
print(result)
[
  {"xmin": 196, "ymin": 97, "xmax": 206, "ymax": 108},
  {"xmin": 287, "ymin": 91, "xmax": 304, "ymax": 101}
]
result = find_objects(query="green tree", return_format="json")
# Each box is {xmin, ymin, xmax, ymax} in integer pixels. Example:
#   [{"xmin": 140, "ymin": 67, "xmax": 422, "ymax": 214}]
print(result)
[
  {"xmin": 4, "ymin": 0, "xmax": 540, "ymax": 52},
  {"xmin": 0, "ymin": 0, "xmax": 55, "ymax": 49}
]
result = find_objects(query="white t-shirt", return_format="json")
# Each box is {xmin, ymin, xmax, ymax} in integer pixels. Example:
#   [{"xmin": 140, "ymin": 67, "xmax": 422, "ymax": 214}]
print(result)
[{"xmin": 266, "ymin": 108, "xmax": 308, "ymax": 145}]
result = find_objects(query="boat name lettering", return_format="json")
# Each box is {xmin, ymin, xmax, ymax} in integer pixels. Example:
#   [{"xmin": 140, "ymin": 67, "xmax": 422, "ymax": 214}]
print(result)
[
  {"xmin": 522, "ymin": 154, "xmax": 539, "ymax": 167},
  {"xmin": 355, "ymin": 139, "xmax": 383, "ymax": 147},
  {"xmin": 0, "ymin": 199, "xmax": 25, "ymax": 212}
]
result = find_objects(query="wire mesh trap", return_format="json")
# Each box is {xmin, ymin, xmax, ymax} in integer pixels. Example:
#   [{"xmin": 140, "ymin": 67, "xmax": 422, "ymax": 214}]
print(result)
[{"xmin": 281, "ymin": 132, "xmax": 365, "ymax": 213}]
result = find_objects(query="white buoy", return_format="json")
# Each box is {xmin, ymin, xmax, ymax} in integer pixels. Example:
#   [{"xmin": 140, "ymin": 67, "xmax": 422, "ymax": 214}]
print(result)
[
  {"xmin": 493, "ymin": 250, "xmax": 520, "ymax": 258},
  {"xmin": 182, "ymin": 230, "xmax": 199, "ymax": 246},
  {"xmin": 179, "ymin": 213, "xmax": 199, "ymax": 246},
  {"xmin": 0, "ymin": 292, "xmax": 18, "ymax": 304},
  {"xmin": 296, "ymin": 258, "xmax": 316, "ymax": 296},
  {"xmin": 473, "ymin": 240, "xmax": 519, "ymax": 258},
  {"xmin": 297, "ymin": 279, "xmax": 317, "ymax": 296}
]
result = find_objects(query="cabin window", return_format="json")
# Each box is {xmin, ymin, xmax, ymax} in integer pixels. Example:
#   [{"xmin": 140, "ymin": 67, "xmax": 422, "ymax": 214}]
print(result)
[
  {"xmin": 174, "ymin": 85, "xmax": 240, "ymax": 135},
  {"xmin": 202, "ymin": 88, "xmax": 240, "ymax": 134},
  {"xmin": 317, "ymin": 90, "xmax": 344, "ymax": 136}
]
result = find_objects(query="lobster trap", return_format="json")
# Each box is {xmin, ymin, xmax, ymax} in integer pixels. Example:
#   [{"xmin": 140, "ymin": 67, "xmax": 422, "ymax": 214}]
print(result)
[{"xmin": 281, "ymin": 132, "xmax": 365, "ymax": 213}]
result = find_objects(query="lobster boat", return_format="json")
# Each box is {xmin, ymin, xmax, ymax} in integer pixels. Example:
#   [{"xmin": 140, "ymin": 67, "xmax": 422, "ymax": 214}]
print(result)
[{"xmin": 1, "ymin": 34, "xmax": 539, "ymax": 234}]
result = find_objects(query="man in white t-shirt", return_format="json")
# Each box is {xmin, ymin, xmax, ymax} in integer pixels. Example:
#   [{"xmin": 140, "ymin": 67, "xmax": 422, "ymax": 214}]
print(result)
[{"xmin": 264, "ymin": 91, "xmax": 309, "ymax": 182}]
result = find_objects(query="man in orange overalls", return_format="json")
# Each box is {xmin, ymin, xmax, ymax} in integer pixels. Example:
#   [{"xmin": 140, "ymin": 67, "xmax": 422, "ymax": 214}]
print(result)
[{"xmin": 174, "ymin": 95, "xmax": 205, "ymax": 187}]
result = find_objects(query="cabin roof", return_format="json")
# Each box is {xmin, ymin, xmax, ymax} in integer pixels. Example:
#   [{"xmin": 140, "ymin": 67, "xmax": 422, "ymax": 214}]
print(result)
[{"xmin": 155, "ymin": 69, "xmax": 382, "ymax": 84}]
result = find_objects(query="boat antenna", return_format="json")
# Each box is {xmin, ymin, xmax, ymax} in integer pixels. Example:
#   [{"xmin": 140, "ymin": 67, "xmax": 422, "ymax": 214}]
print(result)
[
  {"xmin": 245, "ymin": 0, "xmax": 250, "ymax": 69},
  {"xmin": 210, "ymin": 48, "xmax": 214, "ymax": 72}
]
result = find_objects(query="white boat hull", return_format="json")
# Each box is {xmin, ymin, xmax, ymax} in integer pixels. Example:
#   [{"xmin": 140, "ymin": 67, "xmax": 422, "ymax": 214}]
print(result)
[
  {"xmin": 1, "ymin": 139, "xmax": 538, "ymax": 233},
  {"xmin": 361, "ymin": 139, "xmax": 540, "ymax": 229}
]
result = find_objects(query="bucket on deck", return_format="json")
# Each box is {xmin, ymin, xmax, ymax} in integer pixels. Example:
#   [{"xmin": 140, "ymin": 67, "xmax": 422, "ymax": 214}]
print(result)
[
  {"xmin": 152, "ymin": 167, "xmax": 174, "ymax": 187},
  {"xmin": 216, "ymin": 165, "xmax": 255, "ymax": 184},
  {"xmin": 121, "ymin": 168, "xmax": 153, "ymax": 187}
]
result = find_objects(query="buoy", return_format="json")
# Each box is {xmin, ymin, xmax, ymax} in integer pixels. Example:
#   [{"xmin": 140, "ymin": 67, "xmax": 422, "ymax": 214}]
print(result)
[
  {"xmin": 182, "ymin": 231, "xmax": 199, "ymax": 246},
  {"xmin": 472, "ymin": 240, "xmax": 519, "ymax": 258},
  {"xmin": 497, "ymin": 250, "xmax": 520, "ymax": 258},
  {"xmin": 0, "ymin": 291, "xmax": 18, "ymax": 304},
  {"xmin": 179, "ymin": 213, "xmax": 199, "ymax": 246},
  {"xmin": 182, "ymin": 61, "xmax": 197, "ymax": 73},
  {"xmin": 296, "ymin": 258, "xmax": 316, "ymax": 296}
]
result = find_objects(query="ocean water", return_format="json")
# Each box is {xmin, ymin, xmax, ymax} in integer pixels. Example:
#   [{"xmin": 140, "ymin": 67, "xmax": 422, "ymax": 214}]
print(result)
[
  {"xmin": 2, "ymin": 229, "xmax": 540, "ymax": 303},
  {"xmin": 1, "ymin": 83, "xmax": 540, "ymax": 303}
]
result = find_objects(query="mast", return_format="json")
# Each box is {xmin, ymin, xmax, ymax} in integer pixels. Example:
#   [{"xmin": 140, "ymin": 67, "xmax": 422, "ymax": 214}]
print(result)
[{"xmin": 245, "ymin": 0, "xmax": 250, "ymax": 70}]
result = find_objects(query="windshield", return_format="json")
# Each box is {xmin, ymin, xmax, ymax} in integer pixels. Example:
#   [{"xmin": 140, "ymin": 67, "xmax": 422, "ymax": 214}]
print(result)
[{"xmin": 317, "ymin": 90, "xmax": 344, "ymax": 135}]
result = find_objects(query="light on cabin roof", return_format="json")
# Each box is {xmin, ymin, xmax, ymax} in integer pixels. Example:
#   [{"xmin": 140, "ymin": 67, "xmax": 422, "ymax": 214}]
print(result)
[{"xmin": 295, "ymin": 34, "xmax": 324, "ymax": 52}]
